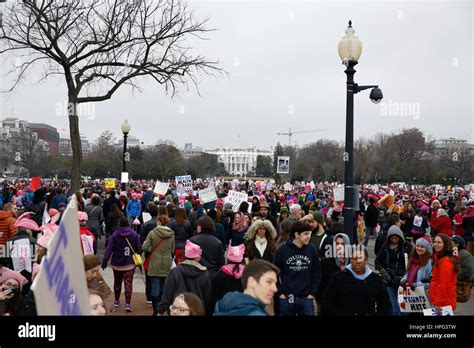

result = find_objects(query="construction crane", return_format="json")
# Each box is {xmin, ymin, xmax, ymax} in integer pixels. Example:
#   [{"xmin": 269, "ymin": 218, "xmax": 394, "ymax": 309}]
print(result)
[{"xmin": 277, "ymin": 128, "xmax": 327, "ymax": 146}]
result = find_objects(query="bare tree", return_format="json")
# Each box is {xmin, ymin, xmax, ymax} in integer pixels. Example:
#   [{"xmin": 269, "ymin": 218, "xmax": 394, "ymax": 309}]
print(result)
[{"xmin": 0, "ymin": 0, "xmax": 221, "ymax": 190}]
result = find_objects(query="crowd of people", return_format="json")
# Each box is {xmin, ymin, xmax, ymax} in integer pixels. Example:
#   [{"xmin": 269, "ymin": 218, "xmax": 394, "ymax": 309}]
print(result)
[{"xmin": 0, "ymin": 177, "xmax": 473, "ymax": 316}]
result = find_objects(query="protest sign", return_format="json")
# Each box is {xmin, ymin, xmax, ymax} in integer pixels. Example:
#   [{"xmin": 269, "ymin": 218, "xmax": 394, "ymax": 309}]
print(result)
[
  {"xmin": 226, "ymin": 190, "xmax": 248, "ymax": 212},
  {"xmin": 284, "ymin": 183, "xmax": 292, "ymax": 191},
  {"xmin": 423, "ymin": 306, "xmax": 454, "ymax": 316},
  {"xmin": 121, "ymin": 172, "xmax": 129, "ymax": 183},
  {"xmin": 277, "ymin": 156, "xmax": 290, "ymax": 174},
  {"xmin": 333, "ymin": 187, "xmax": 345, "ymax": 202},
  {"xmin": 389, "ymin": 189, "xmax": 395, "ymax": 196},
  {"xmin": 176, "ymin": 175, "xmax": 193, "ymax": 191},
  {"xmin": 105, "ymin": 180, "xmax": 115, "ymax": 189},
  {"xmin": 31, "ymin": 176, "xmax": 41, "ymax": 191},
  {"xmin": 200, "ymin": 187, "xmax": 218, "ymax": 204},
  {"xmin": 31, "ymin": 198, "xmax": 91, "ymax": 315},
  {"xmin": 398, "ymin": 286, "xmax": 430, "ymax": 313},
  {"xmin": 154, "ymin": 181, "xmax": 170, "ymax": 195},
  {"xmin": 142, "ymin": 212, "xmax": 152, "ymax": 223}
]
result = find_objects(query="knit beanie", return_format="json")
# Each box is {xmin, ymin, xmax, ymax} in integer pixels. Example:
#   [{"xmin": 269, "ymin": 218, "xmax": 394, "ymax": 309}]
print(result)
[
  {"xmin": 416, "ymin": 236, "xmax": 433, "ymax": 253},
  {"xmin": 313, "ymin": 211, "xmax": 325, "ymax": 225}
]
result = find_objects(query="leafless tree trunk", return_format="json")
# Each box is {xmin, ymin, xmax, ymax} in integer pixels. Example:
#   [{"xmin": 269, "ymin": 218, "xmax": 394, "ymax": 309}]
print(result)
[{"xmin": 0, "ymin": 0, "xmax": 222, "ymax": 190}]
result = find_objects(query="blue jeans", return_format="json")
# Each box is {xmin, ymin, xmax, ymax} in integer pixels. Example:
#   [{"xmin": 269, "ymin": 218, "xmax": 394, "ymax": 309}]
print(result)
[
  {"xmin": 387, "ymin": 286, "xmax": 402, "ymax": 316},
  {"xmin": 279, "ymin": 296, "xmax": 315, "ymax": 316},
  {"xmin": 150, "ymin": 276, "xmax": 166, "ymax": 298}
]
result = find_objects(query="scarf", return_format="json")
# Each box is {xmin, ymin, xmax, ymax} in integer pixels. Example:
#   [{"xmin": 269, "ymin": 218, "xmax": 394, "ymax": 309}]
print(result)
[
  {"xmin": 232, "ymin": 213, "xmax": 248, "ymax": 232},
  {"xmin": 406, "ymin": 257, "xmax": 421, "ymax": 285},
  {"xmin": 221, "ymin": 264, "xmax": 244, "ymax": 279},
  {"xmin": 255, "ymin": 235, "xmax": 267, "ymax": 258}
]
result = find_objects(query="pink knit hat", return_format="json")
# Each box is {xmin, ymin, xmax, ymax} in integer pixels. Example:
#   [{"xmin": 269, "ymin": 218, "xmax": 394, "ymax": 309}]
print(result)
[
  {"xmin": 37, "ymin": 230, "xmax": 55, "ymax": 249},
  {"xmin": 421, "ymin": 205, "xmax": 429, "ymax": 212},
  {"xmin": 77, "ymin": 211, "xmax": 88, "ymax": 222},
  {"xmin": 227, "ymin": 244, "xmax": 245, "ymax": 263},
  {"xmin": 0, "ymin": 267, "xmax": 28, "ymax": 291},
  {"xmin": 185, "ymin": 240, "xmax": 202, "ymax": 259},
  {"xmin": 15, "ymin": 212, "xmax": 41, "ymax": 231},
  {"xmin": 216, "ymin": 199, "xmax": 224, "ymax": 208},
  {"xmin": 48, "ymin": 208, "xmax": 59, "ymax": 217}
]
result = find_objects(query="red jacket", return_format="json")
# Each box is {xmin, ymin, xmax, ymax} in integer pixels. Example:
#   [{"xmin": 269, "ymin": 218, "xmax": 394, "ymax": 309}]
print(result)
[
  {"xmin": 431, "ymin": 216, "xmax": 453, "ymax": 236},
  {"xmin": 0, "ymin": 210, "xmax": 16, "ymax": 246},
  {"xmin": 430, "ymin": 255, "xmax": 457, "ymax": 310},
  {"xmin": 80, "ymin": 225, "xmax": 96, "ymax": 255}
]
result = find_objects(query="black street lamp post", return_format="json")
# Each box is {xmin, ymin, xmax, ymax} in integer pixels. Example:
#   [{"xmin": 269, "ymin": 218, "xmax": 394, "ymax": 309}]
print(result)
[
  {"xmin": 121, "ymin": 120, "xmax": 131, "ymax": 191},
  {"xmin": 338, "ymin": 21, "xmax": 383, "ymax": 243}
]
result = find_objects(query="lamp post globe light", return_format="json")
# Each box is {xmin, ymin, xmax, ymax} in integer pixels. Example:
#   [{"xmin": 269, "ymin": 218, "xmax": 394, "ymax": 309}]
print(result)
[
  {"xmin": 121, "ymin": 120, "xmax": 131, "ymax": 191},
  {"xmin": 338, "ymin": 21, "xmax": 383, "ymax": 243}
]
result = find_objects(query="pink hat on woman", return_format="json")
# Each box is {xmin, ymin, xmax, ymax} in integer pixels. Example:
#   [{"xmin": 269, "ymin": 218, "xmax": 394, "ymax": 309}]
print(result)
[
  {"xmin": 0, "ymin": 267, "xmax": 28, "ymax": 291},
  {"xmin": 37, "ymin": 230, "xmax": 55, "ymax": 249},
  {"xmin": 15, "ymin": 212, "xmax": 41, "ymax": 231},
  {"xmin": 227, "ymin": 244, "xmax": 245, "ymax": 263},
  {"xmin": 185, "ymin": 240, "xmax": 202, "ymax": 259},
  {"xmin": 77, "ymin": 211, "xmax": 88, "ymax": 222}
]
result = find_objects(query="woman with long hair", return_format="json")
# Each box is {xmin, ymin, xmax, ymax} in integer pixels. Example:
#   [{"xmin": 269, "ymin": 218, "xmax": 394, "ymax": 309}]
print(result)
[
  {"xmin": 400, "ymin": 202, "xmax": 414, "ymax": 236},
  {"xmin": 105, "ymin": 203, "xmax": 124, "ymax": 246},
  {"xmin": 277, "ymin": 219, "xmax": 293, "ymax": 248},
  {"xmin": 75, "ymin": 191, "xmax": 86, "ymax": 212},
  {"xmin": 244, "ymin": 219, "xmax": 277, "ymax": 263},
  {"xmin": 400, "ymin": 236, "xmax": 433, "ymax": 291},
  {"xmin": 227, "ymin": 211, "xmax": 248, "ymax": 247},
  {"xmin": 168, "ymin": 207, "xmax": 192, "ymax": 264},
  {"xmin": 429, "ymin": 233, "xmax": 459, "ymax": 311}
]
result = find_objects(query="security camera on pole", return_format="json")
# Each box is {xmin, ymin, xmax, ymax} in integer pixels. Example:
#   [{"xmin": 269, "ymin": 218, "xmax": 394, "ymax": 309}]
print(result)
[{"xmin": 338, "ymin": 21, "xmax": 383, "ymax": 243}]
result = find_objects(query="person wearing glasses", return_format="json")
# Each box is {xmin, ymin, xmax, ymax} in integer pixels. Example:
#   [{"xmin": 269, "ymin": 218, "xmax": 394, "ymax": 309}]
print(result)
[{"xmin": 169, "ymin": 292, "xmax": 205, "ymax": 316}]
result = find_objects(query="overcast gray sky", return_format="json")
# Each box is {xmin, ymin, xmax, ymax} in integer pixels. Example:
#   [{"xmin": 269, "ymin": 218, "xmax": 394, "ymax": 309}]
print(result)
[{"xmin": 0, "ymin": 0, "xmax": 472, "ymax": 150}]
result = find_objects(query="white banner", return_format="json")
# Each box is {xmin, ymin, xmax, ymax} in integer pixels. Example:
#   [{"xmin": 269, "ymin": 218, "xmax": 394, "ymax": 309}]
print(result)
[
  {"xmin": 31, "ymin": 197, "xmax": 91, "ymax": 315},
  {"xmin": 398, "ymin": 286, "xmax": 430, "ymax": 313},
  {"xmin": 226, "ymin": 190, "xmax": 248, "ymax": 212},
  {"xmin": 175, "ymin": 175, "xmax": 193, "ymax": 192},
  {"xmin": 277, "ymin": 156, "xmax": 290, "ymax": 174},
  {"xmin": 423, "ymin": 306, "xmax": 454, "ymax": 316},
  {"xmin": 199, "ymin": 187, "xmax": 218, "ymax": 204},
  {"xmin": 154, "ymin": 181, "xmax": 170, "ymax": 195},
  {"xmin": 333, "ymin": 187, "xmax": 345, "ymax": 202}
]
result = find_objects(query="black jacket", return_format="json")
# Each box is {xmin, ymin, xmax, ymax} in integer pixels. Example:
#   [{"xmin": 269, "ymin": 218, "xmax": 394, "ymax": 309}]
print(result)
[
  {"xmin": 322, "ymin": 269, "xmax": 391, "ymax": 316},
  {"xmin": 375, "ymin": 242, "xmax": 413, "ymax": 288},
  {"xmin": 244, "ymin": 240, "xmax": 275, "ymax": 263},
  {"xmin": 364, "ymin": 204, "xmax": 379, "ymax": 228},
  {"xmin": 158, "ymin": 260, "xmax": 212, "ymax": 315},
  {"xmin": 190, "ymin": 233, "xmax": 225, "ymax": 276},
  {"xmin": 102, "ymin": 196, "xmax": 120, "ymax": 220},
  {"xmin": 167, "ymin": 220, "xmax": 192, "ymax": 249},
  {"xmin": 462, "ymin": 215, "xmax": 474, "ymax": 237},
  {"xmin": 210, "ymin": 268, "xmax": 243, "ymax": 312},
  {"xmin": 318, "ymin": 257, "xmax": 345, "ymax": 302}
]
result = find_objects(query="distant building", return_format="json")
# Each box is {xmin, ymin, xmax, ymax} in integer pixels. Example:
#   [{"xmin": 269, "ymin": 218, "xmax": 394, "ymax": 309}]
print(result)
[
  {"xmin": 204, "ymin": 147, "xmax": 273, "ymax": 176},
  {"xmin": 434, "ymin": 138, "xmax": 474, "ymax": 155},
  {"xmin": 60, "ymin": 134, "xmax": 91, "ymax": 156},
  {"xmin": 181, "ymin": 143, "xmax": 203, "ymax": 160},
  {"xmin": 117, "ymin": 135, "xmax": 142, "ymax": 148},
  {"xmin": 29, "ymin": 123, "xmax": 60, "ymax": 156}
]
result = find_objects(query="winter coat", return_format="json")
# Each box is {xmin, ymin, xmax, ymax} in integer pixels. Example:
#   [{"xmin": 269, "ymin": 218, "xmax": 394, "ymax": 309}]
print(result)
[
  {"xmin": 322, "ymin": 267, "xmax": 391, "ymax": 316},
  {"xmin": 126, "ymin": 200, "xmax": 142, "ymax": 219},
  {"xmin": 0, "ymin": 210, "xmax": 16, "ymax": 246},
  {"xmin": 377, "ymin": 205, "xmax": 388, "ymax": 224},
  {"xmin": 364, "ymin": 204, "xmax": 379, "ymax": 228},
  {"xmin": 429, "ymin": 255, "xmax": 457, "ymax": 310},
  {"xmin": 211, "ymin": 267, "xmax": 243, "ymax": 311},
  {"xmin": 227, "ymin": 226, "xmax": 248, "ymax": 247},
  {"xmin": 140, "ymin": 216, "xmax": 157, "ymax": 244},
  {"xmin": 274, "ymin": 239, "xmax": 321, "ymax": 298},
  {"xmin": 375, "ymin": 242, "xmax": 413, "ymax": 288},
  {"xmin": 21, "ymin": 191, "xmax": 34, "ymax": 209},
  {"xmin": 431, "ymin": 216, "xmax": 453, "ymax": 236},
  {"xmin": 462, "ymin": 213, "xmax": 474, "ymax": 238},
  {"xmin": 457, "ymin": 249, "xmax": 473, "ymax": 284},
  {"xmin": 410, "ymin": 215, "xmax": 429, "ymax": 236},
  {"xmin": 79, "ymin": 225, "xmax": 96, "ymax": 255},
  {"xmin": 102, "ymin": 196, "xmax": 120, "ymax": 219},
  {"xmin": 400, "ymin": 212, "xmax": 414, "ymax": 235},
  {"xmin": 142, "ymin": 226, "xmax": 175, "ymax": 277},
  {"xmin": 167, "ymin": 220, "xmax": 192, "ymax": 249},
  {"xmin": 318, "ymin": 257, "xmax": 346, "ymax": 302},
  {"xmin": 101, "ymin": 227, "xmax": 141, "ymax": 268},
  {"xmin": 85, "ymin": 204, "xmax": 104, "ymax": 237},
  {"xmin": 190, "ymin": 233, "xmax": 225, "ymax": 276},
  {"xmin": 27, "ymin": 201, "xmax": 46, "ymax": 229},
  {"xmin": 214, "ymin": 291, "xmax": 268, "ymax": 316},
  {"xmin": 244, "ymin": 239, "xmax": 275, "ymax": 263},
  {"xmin": 5, "ymin": 231, "xmax": 36, "ymax": 274},
  {"xmin": 158, "ymin": 260, "xmax": 212, "ymax": 315},
  {"xmin": 106, "ymin": 212, "xmax": 122, "ymax": 236},
  {"xmin": 400, "ymin": 259, "xmax": 433, "ymax": 290}
]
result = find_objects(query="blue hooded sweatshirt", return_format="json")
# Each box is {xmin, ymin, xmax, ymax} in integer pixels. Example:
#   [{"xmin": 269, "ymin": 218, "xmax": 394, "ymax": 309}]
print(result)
[
  {"xmin": 274, "ymin": 239, "xmax": 321, "ymax": 298},
  {"xmin": 214, "ymin": 292, "xmax": 267, "ymax": 316}
]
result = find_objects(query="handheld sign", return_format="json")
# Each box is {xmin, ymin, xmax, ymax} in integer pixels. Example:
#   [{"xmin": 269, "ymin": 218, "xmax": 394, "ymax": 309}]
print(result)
[
  {"xmin": 333, "ymin": 187, "xmax": 345, "ymax": 202},
  {"xmin": 225, "ymin": 190, "xmax": 248, "ymax": 212},
  {"xmin": 105, "ymin": 180, "xmax": 116, "ymax": 189},
  {"xmin": 31, "ymin": 197, "xmax": 91, "ymax": 315},
  {"xmin": 199, "ymin": 187, "xmax": 218, "ymax": 204},
  {"xmin": 154, "ymin": 181, "xmax": 170, "ymax": 196},
  {"xmin": 398, "ymin": 286, "xmax": 430, "ymax": 313},
  {"xmin": 175, "ymin": 175, "xmax": 193, "ymax": 192}
]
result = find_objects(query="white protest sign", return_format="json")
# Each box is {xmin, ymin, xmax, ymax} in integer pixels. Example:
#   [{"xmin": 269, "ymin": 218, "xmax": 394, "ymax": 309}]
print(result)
[
  {"xmin": 247, "ymin": 202, "xmax": 253, "ymax": 214},
  {"xmin": 226, "ymin": 190, "xmax": 249, "ymax": 212},
  {"xmin": 389, "ymin": 189, "xmax": 395, "ymax": 196},
  {"xmin": 333, "ymin": 187, "xmax": 345, "ymax": 202},
  {"xmin": 199, "ymin": 187, "xmax": 218, "ymax": 204},
  {"xmin": 154, "ymin": 181, "xmax": 170, "ymax": 195},
  {"xmin": 121, "ymin": 172, "xmax": 129, "ymax": 183},
  {"xmin": 372, "ymin": 184, "xmax": 379, "ymax": 193},
  {"xmin": 423, "ymin": 306, "xmax": 454, "ymax": 316},
  {"xmin": 142, "ymin": 212, "xmax": 152, "ymax": 223},
  {"xmin": 310, "ymin": 181, "xmax": 315, "ymax": 190},
  {"xmin": 175, "ymin": 175, "xmax": 193, "ymax": 192},
  {"xmin": 207, "ymin": 179, "xmax": 215, "ymax": 189},
  {"xmin": 176, "ymin": 184, "xmax": 187, "ymax": 197},
  {"xmin": 10, "ymin": 239, "xmax": 32, "ymax": 273},
  {"xmin": 398, "ymin": 286, "xmax": 430, "ymax": 313},
  {"xmin": 31, "ymin": 197, "xmax": 91, "ymax": 315},
  {"xmin": 284, "ymin": 183, "xmax": 292, "ymax": 191}
]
